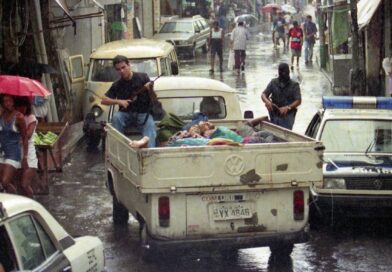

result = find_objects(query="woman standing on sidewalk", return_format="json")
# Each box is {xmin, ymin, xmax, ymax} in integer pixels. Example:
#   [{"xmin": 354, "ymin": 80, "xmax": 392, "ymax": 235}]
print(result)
[
  {"xmin": 0, "ymin": 94, "xmax": 28, "ymax": 193},
  {"xmin": 209, "ymin": 21, "xmax": 224, "ymax": 74},
  {"xmin": 15, "ymin": 97, "xmax": 37, "ymax": 197}
]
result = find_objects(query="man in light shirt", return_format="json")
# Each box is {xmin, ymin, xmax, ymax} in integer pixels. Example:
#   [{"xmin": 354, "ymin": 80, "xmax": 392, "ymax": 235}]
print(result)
[{"xmin": 231, "ymin": 20, "xmax": 250, "ymax": 74}]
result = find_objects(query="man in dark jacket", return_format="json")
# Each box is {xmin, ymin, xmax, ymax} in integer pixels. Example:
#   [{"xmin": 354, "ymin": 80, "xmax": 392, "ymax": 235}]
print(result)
[
  {"xmin": 261, "ymin": 63, "xmax": 301, "ymax": 129},
  {"xmin": 101, "ymin": 55, "xmax": 157, "ymax": 147}
]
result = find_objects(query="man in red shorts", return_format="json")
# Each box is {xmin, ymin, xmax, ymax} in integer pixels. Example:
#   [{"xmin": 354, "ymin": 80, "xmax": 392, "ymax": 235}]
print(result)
[{"xmin": 287, "ymin": 21, "xmax": 303, "ymax": 70}]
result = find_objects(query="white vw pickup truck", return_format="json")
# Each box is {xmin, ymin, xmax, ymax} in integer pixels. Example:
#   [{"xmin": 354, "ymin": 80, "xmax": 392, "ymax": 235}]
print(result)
[{"xmin": 105, "ymin": 77, "xmax": 324, "ymax": 259}]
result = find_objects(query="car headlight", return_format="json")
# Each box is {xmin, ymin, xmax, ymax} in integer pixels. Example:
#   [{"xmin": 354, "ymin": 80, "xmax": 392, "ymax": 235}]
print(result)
[
  {"xmin": 91, "ymin": 106, "xmax": 103, "ymax": 118},
  {"xmin": 323, "ymin": 178, "xmax": 346, "ymax": 189}
]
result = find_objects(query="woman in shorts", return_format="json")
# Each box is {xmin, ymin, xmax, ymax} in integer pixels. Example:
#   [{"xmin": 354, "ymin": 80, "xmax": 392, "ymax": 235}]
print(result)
[
  {"xmin": 16, "ymin": 97, "xmax": 37, "ymax": 197},
  {"xmin": 209, "ymin": 21, "xmax": 224, "ymax": 74},
  {"xmin": 0, "ymin": 94, "xmax": 28, "ymax": 193}
]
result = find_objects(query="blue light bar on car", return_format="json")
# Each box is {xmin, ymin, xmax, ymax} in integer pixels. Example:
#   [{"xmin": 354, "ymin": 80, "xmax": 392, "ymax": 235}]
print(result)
[{"xmin": 322, "ymin": 96, "xmax": 392, "ymax": 109}]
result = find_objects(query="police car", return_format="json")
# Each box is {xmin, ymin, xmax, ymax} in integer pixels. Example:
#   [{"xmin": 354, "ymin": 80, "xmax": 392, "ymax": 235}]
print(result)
[
  {"xmin": 0, "ymin": 193, "xmax": 105, "ymax": 272},
  {"xmin": 305, "ymin": 96, "xmax": 392, "ymax": 222}
]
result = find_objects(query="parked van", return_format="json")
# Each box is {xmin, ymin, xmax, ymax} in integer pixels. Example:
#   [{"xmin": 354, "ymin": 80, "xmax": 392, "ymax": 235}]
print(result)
[{"xmin": 77, "ymin": 38, "xmax": 179, "ymax": 148}]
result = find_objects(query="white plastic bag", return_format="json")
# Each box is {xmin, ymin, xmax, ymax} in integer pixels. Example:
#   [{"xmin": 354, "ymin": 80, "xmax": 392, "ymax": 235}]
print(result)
[{"xmin": 228, "ymin": 49, "xmax": 235, "ymax": 70}]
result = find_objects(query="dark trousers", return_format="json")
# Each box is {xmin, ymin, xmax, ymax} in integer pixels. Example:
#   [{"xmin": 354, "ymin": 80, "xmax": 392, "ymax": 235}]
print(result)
[{"xmin": 234, "ymin": 50, "xmax": 246, "ymax": 70}]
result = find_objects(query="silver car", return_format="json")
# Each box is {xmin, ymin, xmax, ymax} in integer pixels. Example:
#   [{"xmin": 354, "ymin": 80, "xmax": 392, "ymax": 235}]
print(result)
[{"xmin": 153, "ymin": 15, "xmax": 210, "ymax": 58}]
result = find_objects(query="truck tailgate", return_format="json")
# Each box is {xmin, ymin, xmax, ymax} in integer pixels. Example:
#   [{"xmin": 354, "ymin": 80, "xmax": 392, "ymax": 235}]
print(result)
[
  {"xmin": 185, "ymin": 189, "xmax": 308, "ymax": 237},
  {"xmin": 106, "ymin": 126, "xmax": 323, "ymax": 192}
]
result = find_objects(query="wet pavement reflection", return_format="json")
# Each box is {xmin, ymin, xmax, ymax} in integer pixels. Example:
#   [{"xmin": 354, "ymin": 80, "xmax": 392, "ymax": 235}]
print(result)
[{"xmin": 36, "ymin": 27, "xmax": 392, "ymax": 272}]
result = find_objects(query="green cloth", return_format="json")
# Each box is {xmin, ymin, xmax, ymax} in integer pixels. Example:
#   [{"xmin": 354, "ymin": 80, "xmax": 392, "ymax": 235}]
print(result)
[
  {"xmin": 156, "ymin": 113, "xmax": 185, "ymax": 142},
  {"xmin": 331, "ymin": 6, "xmax": 350, "ymax": 49},
  {"xmin": 211, "ymin": 126, "xmax": 243, "ymax": 143},
  {"xmin": 111, "ymin": 21, "xmax": 124, "ymax": 31}
]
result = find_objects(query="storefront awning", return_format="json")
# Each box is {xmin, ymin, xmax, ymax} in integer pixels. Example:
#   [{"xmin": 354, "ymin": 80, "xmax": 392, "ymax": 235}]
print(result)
[{"xmin": 358, "ymin": 0, "xmax": 382, "ymax": 30}]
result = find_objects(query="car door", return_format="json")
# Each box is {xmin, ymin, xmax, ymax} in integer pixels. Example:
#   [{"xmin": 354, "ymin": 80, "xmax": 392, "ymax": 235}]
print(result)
[
  {"xmin": 6, "ymin": 214, "xmax": 71, "ymax": 272},
  {"xmin": 68, "ymin": 55, "xmax": 85, "ymax": 123}
]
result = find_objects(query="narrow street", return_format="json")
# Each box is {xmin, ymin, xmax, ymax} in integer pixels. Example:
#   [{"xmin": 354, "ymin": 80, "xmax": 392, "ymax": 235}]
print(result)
[{"xmin": 36, "ymin": 29, "xmax": 392, "ymax": 272}]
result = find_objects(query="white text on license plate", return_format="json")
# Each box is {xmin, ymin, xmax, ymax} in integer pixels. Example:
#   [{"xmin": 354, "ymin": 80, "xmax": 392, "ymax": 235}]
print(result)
[{"xmin": 212, "ymin": 203, "xmax": 253, "ymax": 221}]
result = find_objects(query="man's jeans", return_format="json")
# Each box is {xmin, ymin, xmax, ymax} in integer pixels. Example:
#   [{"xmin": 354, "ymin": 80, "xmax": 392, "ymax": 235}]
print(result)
[
  {"xmin": 270, "ymin": 112, "xmax": 296, "ymax": 130},
  {"xmin": 304, "ymin": 40, "xmax": 314, "ymax": 62},
  {"xmin": 112, "ymin": 111, "xmax": 156, "ymax": 147}
]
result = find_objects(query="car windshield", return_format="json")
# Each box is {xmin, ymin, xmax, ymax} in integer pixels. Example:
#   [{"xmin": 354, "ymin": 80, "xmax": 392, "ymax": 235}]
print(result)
[
  {"xmin": 159, "ymin": 96, "xmax": 226, "ymax": 120},
  {"xmin": 90, "ymin": 59, "xmax": 158, "ymax": 82},
  {"xmin": 159, "ymin": 22, "xmax": 193, "ymax": 33},
  {"xmin": 320, "ymin": 119, "xmax": 392, "ymax": 153}
]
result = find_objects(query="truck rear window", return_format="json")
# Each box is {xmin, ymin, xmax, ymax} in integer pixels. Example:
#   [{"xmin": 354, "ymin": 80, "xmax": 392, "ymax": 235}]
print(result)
[
  {"xmin": 159, "ymin": 96, "xmax": 226, "ymax": 120},
  {"xmin": 90, "ymin": 59, "xmax": 158, "ymax": 82}
]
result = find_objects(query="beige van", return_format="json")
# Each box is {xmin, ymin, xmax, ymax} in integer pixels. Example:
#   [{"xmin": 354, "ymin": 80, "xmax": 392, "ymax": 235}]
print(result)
[
  {"xmin": 82, "ymin": 38, "xmax": 179, "ymax": 123},
  {"xmin": 82, "ymin": 39, "xmax": 178, "ymax": 148}
]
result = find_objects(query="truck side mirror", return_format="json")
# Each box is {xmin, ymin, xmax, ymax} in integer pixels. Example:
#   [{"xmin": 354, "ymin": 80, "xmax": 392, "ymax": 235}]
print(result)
[
  {"xmin": 171, "ymin": 62, "xmax": 179, "ymax": 75},
  {"xmin": 244, "ymin": 110, "xmax": 254, "ymax": 119}
]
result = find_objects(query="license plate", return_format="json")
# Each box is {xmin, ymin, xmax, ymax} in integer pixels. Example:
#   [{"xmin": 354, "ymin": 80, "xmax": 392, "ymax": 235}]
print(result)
[{"xmin": 212, "ymin": 203, "xmax": 253, "ymax": 221}]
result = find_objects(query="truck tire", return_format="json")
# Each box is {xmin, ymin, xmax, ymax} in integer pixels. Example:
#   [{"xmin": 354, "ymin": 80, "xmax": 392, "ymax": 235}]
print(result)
[
  {"xmin": 86, "ymin": 134, "xmax": 101, "ymax": 151},
  {"xmin": 269, "ymin": 243, "xmax": 294, "ymax": 257},
  {"xmin": 140, "ymin": 224, "xmax": 154, "ymax": 262},
  {"xmin": 112, "ymin": 195, "xmax": 129, "ymax": 225}
]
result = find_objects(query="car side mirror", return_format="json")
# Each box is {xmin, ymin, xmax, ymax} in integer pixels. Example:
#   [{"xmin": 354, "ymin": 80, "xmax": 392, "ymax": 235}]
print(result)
[
  {"xmin": 171, "ymin": 62, "xmax": 179, "ymax": 75},
  {"xmin": 244, "ymin": 110, "xmax": 254, "ymax": 119}
]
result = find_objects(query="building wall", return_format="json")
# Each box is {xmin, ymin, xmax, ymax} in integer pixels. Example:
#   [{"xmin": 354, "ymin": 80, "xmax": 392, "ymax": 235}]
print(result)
[
  {"xmin": 365, "ymin": 6, "xmax": 382, "ymax": 96},
  {"xmin": 143, "ymin": 0, "xmax": 154, "ymax": 37}
]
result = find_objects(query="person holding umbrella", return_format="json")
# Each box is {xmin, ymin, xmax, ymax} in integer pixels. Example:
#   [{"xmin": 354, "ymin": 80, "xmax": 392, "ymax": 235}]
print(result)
[
  {"xmin": 0, "ymin": 94, "xmax": 28, "ymax": 193},
  {"xmin": 0, "ymin": 75, "xmax": 51, "ymax": 194}
]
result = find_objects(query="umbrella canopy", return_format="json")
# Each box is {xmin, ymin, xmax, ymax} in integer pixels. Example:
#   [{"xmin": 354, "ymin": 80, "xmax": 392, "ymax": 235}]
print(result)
[
  {"xmin": 235, "ymin": 14, "xmax": 258, "ymax": 28},
  {"xmin": 261, "ymin": 3, "xmax": 281, "ymax": 13},
  {"xmin": 282, "ymin": 4, "xmax": 297, "ymax": 14},
  {"xmin": 0, "ymin": 75, "xmax": 51, "ymax": 97}
]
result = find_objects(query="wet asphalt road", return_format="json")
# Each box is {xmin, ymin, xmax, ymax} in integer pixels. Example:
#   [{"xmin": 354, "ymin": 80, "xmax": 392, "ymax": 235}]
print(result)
[{"xmin": 37, "ymin": 28, "xmax": 392, "ymax": 271}]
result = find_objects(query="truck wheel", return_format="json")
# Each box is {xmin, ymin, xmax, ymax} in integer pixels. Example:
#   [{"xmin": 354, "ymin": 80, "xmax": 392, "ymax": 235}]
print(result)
[
  {"xmin": 86, "ymin": 135, "xmax": 101, "ymax": 152},
  {"xmin": 269, "ymin": 243, "xmax": 294, "ymax": 257},
  {"xmin": 112, "ymin": 195, "xmax": 129, "ymax": 225},
  {"xmin": 140, "ymin": 224, "xmax": 154, "ymax": 262}
]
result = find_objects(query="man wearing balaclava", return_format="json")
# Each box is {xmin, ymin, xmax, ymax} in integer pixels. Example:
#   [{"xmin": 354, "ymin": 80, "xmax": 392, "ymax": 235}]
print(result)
[{"xmin": 261, "ymin": 63, "xmax": 301, "ymax": 129}]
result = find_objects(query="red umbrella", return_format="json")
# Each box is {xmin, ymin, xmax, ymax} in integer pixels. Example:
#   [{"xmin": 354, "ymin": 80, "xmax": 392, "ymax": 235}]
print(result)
[
  {"xmin": 261, "ymin": 3, "xmax": 281, "ymax": 13},
  {"xmin": 0, "ymin": 75, "xmax": 51, "ymax": 97}
]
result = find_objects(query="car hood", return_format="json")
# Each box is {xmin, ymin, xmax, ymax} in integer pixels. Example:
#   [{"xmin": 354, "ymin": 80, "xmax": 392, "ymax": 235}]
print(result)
[
  {"xmin": 153, "ymin": 32, "xmax": 193, "ymax": 41},
  {"xmin": 324, "ymin": 154, "xmax": 392, "ymax": 175}
]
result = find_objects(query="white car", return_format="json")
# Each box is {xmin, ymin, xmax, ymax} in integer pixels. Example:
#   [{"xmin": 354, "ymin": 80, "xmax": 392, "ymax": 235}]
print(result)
[
  {"xmin": 305, "ymin": 96, "xmax": 392, "ymax": 223},
  {"xmin": 153, "ymin": 15, "xmax": 210, "ymax": 58},
  {"xmin": 0, "ymin": 193, "xmax": 105, "ymax": 272}
]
